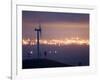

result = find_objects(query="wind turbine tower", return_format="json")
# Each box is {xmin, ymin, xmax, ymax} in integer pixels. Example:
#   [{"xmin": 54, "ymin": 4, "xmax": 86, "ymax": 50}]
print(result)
[{"xmin": 34, "ymin": 24, "xmax": 42, "ymax": 59}]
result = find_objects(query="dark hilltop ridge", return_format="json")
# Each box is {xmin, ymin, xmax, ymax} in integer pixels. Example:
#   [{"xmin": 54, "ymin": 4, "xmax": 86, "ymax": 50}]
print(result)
[{"xmin": 22, "ymin": 59, "xmax": 73, "ymax": 69}]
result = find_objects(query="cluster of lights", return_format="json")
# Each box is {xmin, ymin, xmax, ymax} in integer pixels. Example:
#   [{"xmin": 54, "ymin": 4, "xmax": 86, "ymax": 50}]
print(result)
[{"xmin": 22, "ymin": 37, "xmax": 89, "ymax": 46}]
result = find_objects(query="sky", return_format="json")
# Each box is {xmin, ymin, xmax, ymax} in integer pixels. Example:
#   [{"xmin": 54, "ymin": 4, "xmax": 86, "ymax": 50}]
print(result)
[{"xmin": 22, "ymin": 11, "xmax": 89, "ymax": 40}]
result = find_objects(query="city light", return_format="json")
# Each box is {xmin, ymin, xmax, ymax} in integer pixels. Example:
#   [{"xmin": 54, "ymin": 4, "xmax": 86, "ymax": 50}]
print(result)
[{"xmin": 22, "ymin": 37, "xmax": 89, "ymax": 46}]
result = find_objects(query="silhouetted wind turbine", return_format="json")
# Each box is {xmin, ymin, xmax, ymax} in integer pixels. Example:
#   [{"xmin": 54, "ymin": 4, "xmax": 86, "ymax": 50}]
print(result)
[{"xmin": 34, "ymin": 23, "xmax": 42, "ymax": 59}]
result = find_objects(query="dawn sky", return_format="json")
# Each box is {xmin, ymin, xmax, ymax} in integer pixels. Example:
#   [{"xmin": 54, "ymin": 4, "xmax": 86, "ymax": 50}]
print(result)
[{"xmin": 22, "ymin": 11, "xmax": 89, "ymax": 40}]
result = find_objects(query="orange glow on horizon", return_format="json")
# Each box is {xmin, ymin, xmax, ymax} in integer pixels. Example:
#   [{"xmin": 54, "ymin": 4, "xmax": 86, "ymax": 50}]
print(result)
[{"xmin": 22, "ymin": 37, "xmax": 89, "ymax": 46}]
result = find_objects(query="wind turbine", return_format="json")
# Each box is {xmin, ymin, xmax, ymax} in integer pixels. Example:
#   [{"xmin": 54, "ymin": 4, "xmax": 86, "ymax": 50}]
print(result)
[{"xmin": 34, "ymin": 23, "xmax": 42, "ymax": 59}]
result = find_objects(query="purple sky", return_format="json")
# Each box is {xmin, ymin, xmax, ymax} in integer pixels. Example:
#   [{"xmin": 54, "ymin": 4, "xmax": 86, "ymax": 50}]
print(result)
[{"xmin": 22, "ymin": 11, "xmax": 89, "ymax": 40}]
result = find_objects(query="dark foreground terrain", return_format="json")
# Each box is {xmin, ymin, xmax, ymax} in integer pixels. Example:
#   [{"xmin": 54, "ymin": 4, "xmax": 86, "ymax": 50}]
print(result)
[
  {"xmin": 22, "ymin": 44, "xmax": 89, "ymax": 69},
  {"xmin": 22, "ymin": 59, "xmax": 73, "ymax": 69}
]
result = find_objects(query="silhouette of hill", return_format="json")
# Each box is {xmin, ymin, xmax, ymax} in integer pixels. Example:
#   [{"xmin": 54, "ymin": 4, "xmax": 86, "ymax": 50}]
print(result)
[{"xmin": 22, "ymin": 59, "xmax": 72, "ymax": 69}]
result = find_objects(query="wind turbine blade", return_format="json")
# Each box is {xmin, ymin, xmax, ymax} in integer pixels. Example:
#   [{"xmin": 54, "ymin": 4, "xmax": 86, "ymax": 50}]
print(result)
[{"xmin": 39, "ymin": 24, "xmax": 42, "ymax": 37}]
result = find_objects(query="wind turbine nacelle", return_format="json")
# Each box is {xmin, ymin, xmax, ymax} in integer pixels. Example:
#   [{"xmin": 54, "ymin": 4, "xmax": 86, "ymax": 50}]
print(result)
[
  {"xmin": 34, "ymin": 23, "xmax": 42, "ymax": 37},
  {"xmin": 34, "ymin": 28, "xmax": 41, "ymax": 31}
]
